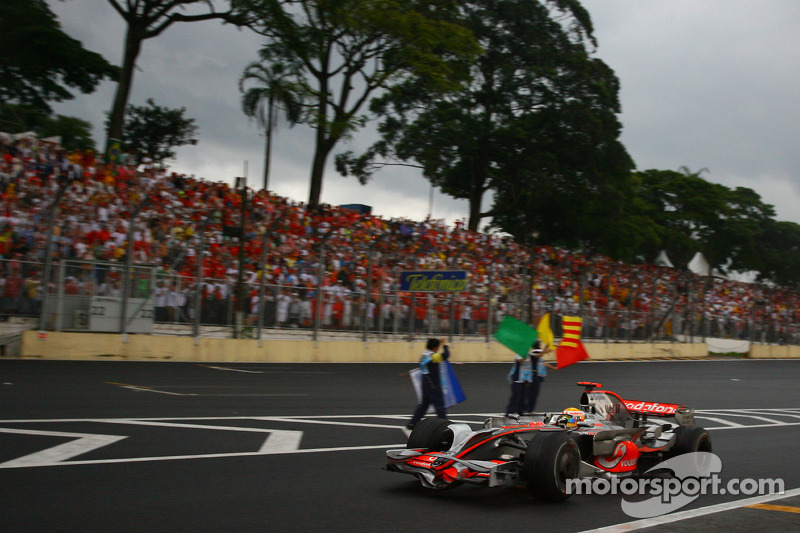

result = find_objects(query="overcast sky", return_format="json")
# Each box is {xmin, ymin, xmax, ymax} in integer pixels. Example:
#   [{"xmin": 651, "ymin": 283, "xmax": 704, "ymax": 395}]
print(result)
[{"xmin": 49, "ymin": 1, "xmax": 800, "ymax": 229}]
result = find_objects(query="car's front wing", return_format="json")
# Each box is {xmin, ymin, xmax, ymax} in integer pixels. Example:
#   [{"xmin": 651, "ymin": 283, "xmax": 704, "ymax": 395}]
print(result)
[{"xmin": 385, "ymin": 448, "xmax": 520, "ymax": 489}]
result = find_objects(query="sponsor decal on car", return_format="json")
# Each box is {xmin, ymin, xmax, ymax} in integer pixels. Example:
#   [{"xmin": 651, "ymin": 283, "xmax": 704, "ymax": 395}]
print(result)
[
  {"xmin": 594, "ymin": 441, "xmax": 639, "ymax": 472},
  {"xmin": 623, "ymin": 400, "xmax": 683, "ymax": 415}
]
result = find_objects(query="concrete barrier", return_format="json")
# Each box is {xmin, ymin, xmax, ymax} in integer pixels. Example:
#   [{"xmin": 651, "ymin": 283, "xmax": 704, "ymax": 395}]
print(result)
[
  {"xmin": 18, "ymin": 331, "xmax": 712, "ymax": 363},
  {"xmin": 749, "ymin": 344, "xmax": 800, "ymax": 359}
]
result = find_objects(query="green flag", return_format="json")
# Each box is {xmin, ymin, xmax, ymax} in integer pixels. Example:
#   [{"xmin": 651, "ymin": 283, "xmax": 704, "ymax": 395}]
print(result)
[{"xmin": 494, "ymin": 315, "xmax": 538, "ymax": 358}]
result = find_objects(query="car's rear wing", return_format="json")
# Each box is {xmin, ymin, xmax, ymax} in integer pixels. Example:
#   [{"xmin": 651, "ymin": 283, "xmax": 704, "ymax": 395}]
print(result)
[{"xmin": 623, "ymin": 399, "xmax": 696, "ymax": 426}]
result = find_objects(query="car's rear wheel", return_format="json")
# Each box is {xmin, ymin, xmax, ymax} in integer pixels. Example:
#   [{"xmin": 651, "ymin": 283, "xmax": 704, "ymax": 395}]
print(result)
[
  {"xmin": 521, "ymin": 431, "xmax": 580, "ymax": 502},
  {"xmin": 407, "ymin": 418, "xmax": 452, "ymax": 451},
  {"xmin": 670, "ymin": 426, "xmax": 712, "ymax": 455}
]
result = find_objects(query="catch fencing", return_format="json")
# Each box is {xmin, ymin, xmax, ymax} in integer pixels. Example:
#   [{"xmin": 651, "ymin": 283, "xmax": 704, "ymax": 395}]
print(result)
[{"xmin": 1, "ymin": 257, "xmax": 796, "ymax": 346}]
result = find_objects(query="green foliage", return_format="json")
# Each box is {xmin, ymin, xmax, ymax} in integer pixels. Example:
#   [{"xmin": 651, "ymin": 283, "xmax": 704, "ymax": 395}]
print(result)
[
  {"xmin": 0, "ymin": 103, "xmax": 50, "ymax": 133},
  {"xmin": 239, "ymin": 62, "xmax": 302, "ymax": 128},
  {"xmin": 120, "ymin": 99, "xmax": 198, "ymax": 165},
  {"xmin": 632, "ymin": 167, "xmax": 791, "ymax": 282},
  {"xmin": 42, "ymin": 115, "xmax": 97, "ymax": 152},
  {"xmin": 239, "ymin": 60, "xmax": 303, "ymax": 188},
  {"xmin": 758, "ymin": 220, "xmax": 800, "ymax": 287},
  {"xmin": 633, "ymin": 169, "xmax": 709, "ymax": 268},
  {"xmin": 237, "ymin": 0, "xmax": 480, "ymax": 208},
  {"xmin": 0, "ymin": 0, "xmax": 117, "ymax": 114},
  {"xmin": 0, "ymin": 103, "xmax": 96, "ymax": 151},
  {"xmin": 338, "ymin": 0, "xmax": 634, "ymax": 240}
]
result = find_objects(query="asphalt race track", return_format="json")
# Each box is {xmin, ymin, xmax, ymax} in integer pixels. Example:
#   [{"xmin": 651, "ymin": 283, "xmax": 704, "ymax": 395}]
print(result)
[{"xmin": 1, "ymin": 357, "xmax": 799, "ymax": 532}]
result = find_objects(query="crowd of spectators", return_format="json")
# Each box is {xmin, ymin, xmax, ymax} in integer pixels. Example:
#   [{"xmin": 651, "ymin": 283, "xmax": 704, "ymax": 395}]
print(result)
[{"xmin": 1, "ymin": 135, "xmax": 799, "ymax": 342}]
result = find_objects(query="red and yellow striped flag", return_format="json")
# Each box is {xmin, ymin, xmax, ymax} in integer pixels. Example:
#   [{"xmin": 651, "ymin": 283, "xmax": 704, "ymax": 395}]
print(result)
[{"xmin": 557, "ymin": 316, "xmax": 589, "ymax": 369}]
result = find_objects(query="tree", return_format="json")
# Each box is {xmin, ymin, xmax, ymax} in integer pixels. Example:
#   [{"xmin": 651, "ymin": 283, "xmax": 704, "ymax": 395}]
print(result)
[
  {"xmin": 41, "ymin": 115, "xmax": 97, "ymax": 151},
  {"xmin": 633, "ymin": 168, "xmax": 776, "ymax": 276},
  {"xmin": 717, "ymin": 185, "xmax": 776, "ymax": 275},
  {"xmin": 337, "ymin": 0, "xmax": 633, "ymax": 240},
  {"xmin": 488, "ymin": 96, "xmax": 643, "ymax": 257},
  {"xmin": 0, "ymin": 103, "xmax": 50, "ymax": 134},
  {"xmin": 119, "ymin": 98, "xmax": 198, "ymax": 165},
  {"xmin": 0, "ymin": 104, "xmax": 97, "ymax": 151},
  {"xmin": 239, "ymin": 60, "xmax": 301, "ymax": 191},
  {"xmin": 104, "ymin": 0, "xmax": 243, "ymax": 149},
  {"xmin": 759, "ymin": 220, "xmax": 800, "ymax": 287},
  {"xmin": 0, "ymin": 0, "xmax": 117, "ymax": 114},
  {"xmin": 635, "ymin": 169, "xmax": 727, "ymax": 270},
  {"xmin": 237, "ymin": 0, "xmax": 479, "ymax": 209}
]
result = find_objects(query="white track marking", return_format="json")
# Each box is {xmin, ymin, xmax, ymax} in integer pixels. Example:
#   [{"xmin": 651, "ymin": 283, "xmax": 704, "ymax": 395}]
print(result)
[
  {"xmin": 259, "ymin": 371, "xmax": 335, "ymax": 374},
  {"xmin": 254, "ymin": 416, "xmax": 407, "ymax": 430},
  {"xmin": 2, "ymin": 408, "xmax": 799, "ymax": 469},
  {"xmin": 696, "ymin": 407, "xmax": 800, "ymax": 413},
  {"xmin": 120, "ymin": 385, "xmax": 187, "ymax": 395},
  {"xmin": 0, "ymin": 428, "xmax": 126, "ymax": 468},
  {"xmin": 0, "ymin": 420, "xmax": 303, "ymax": 468},
  {"xmin": 199, "ymin": 364, "xmax": 334, "ymax": 374},
  {"xmin": 102, "ymin": 419, "xmax": 291, "ymax": 433},
  {"xmin": 577, "ymin": 487, "xmax": 800, "ymax": 533},
  {"xmin": 704, "ymin": 421, "xmax": 800, "ymax": 431},
  {"xmin": 701, "ymin": 413, "xmax": 776, "ymax": 424},
  {"xmin": 2, "ymin": 409, "xmax": 799, "ymax": 425},
  {"xmin": 108, "ymin": 381, "xmax": 307, "ymax": 397},
  {"xmin": 729, "ymin": 409, "xmax": 800, "ymax": 420},
  {"xmin": 687, "ymin": 416, "xmax": 743, "ymax": 428},
  {"xmin": 259, "ymin": 430, "xmax": 303, "ymax": 453},
  {"xmin": 191, "ymin": 392, "xmax": 308, "ymax": 398},
  {"xmin": 1, "ymin": 443, "xmax": 406, "ymax": 468},
  {"xmin": 202, "ymin": 365, "xmax": 264, "ymax": 373}
]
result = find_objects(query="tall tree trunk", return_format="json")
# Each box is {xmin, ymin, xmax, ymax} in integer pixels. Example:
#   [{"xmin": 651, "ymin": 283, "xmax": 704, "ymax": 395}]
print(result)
[
  {"xmin": 307, "ymin": 130, "xmax": 330, "ymax": 210},
  {"xmin": 106, "ymin": 27, "xmax": 142, "ymax": 150},
  {"xmin": 308, "ymin": 69, "xmax": 331, "ymax": 210},
  {"xmin": 467, "ymin": 154, "xmax": 489, "ymax": 232},
  {"xmin": 467, "ymin": 184, "xmax": 483, "ymax": 232},
  {"xmin": 262, "ymin": 95, "xmax": 274, "ymax": 191}
]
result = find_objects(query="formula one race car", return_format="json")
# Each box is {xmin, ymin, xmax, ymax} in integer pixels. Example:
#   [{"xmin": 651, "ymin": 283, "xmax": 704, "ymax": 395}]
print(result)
[{"xmin": 385, "ymin": 382, "xmax": 711, "ymax": 501}]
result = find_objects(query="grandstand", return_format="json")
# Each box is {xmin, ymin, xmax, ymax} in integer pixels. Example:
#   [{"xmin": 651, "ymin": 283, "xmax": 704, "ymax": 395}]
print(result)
[{"xmin": 2, "ymin": 135, "xmax": 799, "ymax": 359}]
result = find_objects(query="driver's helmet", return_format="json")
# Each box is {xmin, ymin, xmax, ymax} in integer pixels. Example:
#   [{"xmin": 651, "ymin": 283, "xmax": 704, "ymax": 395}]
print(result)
[{"xmin": 558, "ymin": 407, "xmax": 586, "ymax": 429}]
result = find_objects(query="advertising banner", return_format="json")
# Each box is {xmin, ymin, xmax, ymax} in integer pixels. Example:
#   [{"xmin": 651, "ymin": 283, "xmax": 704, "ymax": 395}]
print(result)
[{"xmin": 399, "ymin": 270, "xmax": 467, "ymax": 292}]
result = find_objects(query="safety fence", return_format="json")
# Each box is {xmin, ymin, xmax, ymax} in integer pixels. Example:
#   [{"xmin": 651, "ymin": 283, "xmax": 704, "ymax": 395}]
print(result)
[{"xmin": 1, "ymin": 257, "xmax": 797, "ymax": 346}]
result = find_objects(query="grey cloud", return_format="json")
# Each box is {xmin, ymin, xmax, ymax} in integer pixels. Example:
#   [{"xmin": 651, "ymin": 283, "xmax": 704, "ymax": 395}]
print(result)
[{"xmin": 50, "ymin": 1, "xmax": 800, "ymax": 227}]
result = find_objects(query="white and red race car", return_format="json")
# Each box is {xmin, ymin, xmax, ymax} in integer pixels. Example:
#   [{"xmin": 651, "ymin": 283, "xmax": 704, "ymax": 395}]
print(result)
[{"xmin": 386, "ymin": 381, "xmax": 711, "ymax": 501}]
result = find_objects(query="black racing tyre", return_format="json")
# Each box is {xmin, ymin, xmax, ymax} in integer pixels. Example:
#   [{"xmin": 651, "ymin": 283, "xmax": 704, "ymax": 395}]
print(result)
[
  {"xmin": 521, "ymin": 431, "xmax": 581, "ymax": 502},
  {"xmin": 670, "ymin": 426, "xmax": 712, "ymax": 456},
  {"xmin": 407, "ymin": 418, "xmax": 452, "ymax": 451}
]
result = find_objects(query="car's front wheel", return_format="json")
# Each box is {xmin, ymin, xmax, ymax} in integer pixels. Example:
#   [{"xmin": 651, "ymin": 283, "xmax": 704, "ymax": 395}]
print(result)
[
  {"xmin": 406, "ymin": 418, "xmax": 452, "ymax": 451},
  {"xmin": 521, "ymin": 431, "xmax": 581, "ymax": 502}
]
